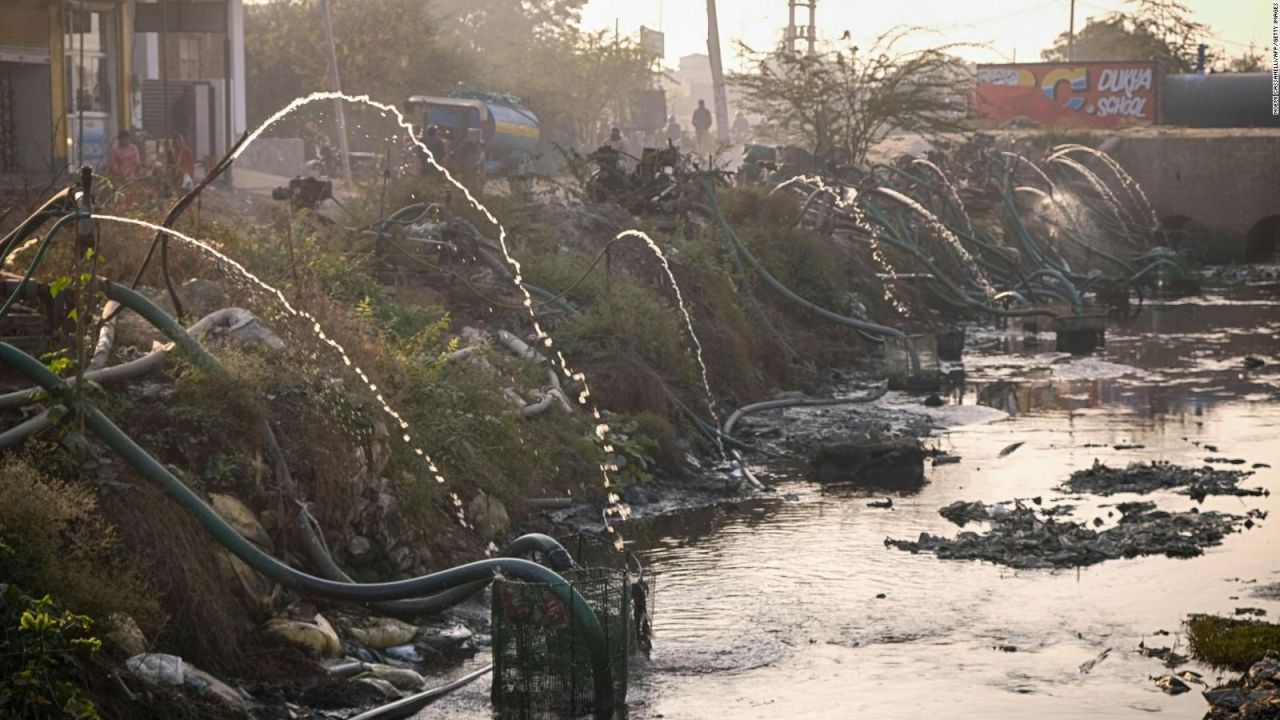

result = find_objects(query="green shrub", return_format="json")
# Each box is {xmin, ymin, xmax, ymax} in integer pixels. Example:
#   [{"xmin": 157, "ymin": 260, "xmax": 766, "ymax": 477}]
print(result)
[
  {"xmin": 0, "ymin": 588, "xmax": 102, "ymax": 720},
  {"xmin": 0, "ymin": 457, "xmax": 157, "ymax": 625},
  {"xmin": 1186, "ymin": 615, "xmax": 1280, "ymax": 671}
]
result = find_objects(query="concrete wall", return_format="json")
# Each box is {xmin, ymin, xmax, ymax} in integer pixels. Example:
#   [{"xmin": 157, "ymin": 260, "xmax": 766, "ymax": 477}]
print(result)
[{"xmin": 1103, "ymin": 129, "xmax": 1280, "ymax": 246}]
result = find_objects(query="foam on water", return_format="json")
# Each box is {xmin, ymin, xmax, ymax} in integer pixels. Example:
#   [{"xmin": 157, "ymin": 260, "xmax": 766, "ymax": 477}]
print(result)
[{"xmin": 1049, "ymin": 357, "xmax": 1149, "ymax": 382}]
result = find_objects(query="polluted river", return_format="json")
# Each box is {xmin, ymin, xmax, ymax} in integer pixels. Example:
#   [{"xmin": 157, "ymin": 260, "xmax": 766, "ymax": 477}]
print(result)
[
  {"xmin": 4, "ymin": 81, "xmax": 1280, "ymax": 718},
  {"xmin": 424, "ymin": 283, "xmax": 1280, "ymax": 719}
]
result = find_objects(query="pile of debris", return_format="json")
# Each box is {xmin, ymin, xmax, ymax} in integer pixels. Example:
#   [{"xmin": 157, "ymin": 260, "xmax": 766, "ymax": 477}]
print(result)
[
  {"xmin": 1204, "ymin": 654, "xmax": 1280, "ymax": 719},
  {"xmin": 1062, "ymin": 461, "xmax": 1266, "ymax": 500},
  {"xmin": 938, "ymin": 500, "xmax": 993, "ymax": 526},
  {"xmin": 887, "ymin": 501, "xmax": 1249, "ymax": 569}
]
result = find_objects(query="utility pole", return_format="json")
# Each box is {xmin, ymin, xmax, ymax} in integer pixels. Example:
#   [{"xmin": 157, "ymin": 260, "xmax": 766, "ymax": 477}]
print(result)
[
  {"xmin": 806, "ymin": 0, "xmax": 816, "ymax": 56},
  {"xmin": 785, "ymin": 0, "xmax": 817, "ymax": 55},
  {"xmin": 705, "ymin": 0, "xmax": 730, "ymax": 146},
  {"xmin": 319, "ymin": 0, "xmax": 352, "ymax": 182},
  {"xmin": 1067, "ymin": 0, "xmax": 1076, "ymax": 62},
  {"xmin": 787, "ymin": 0, "xmax": 795, "ymax": 53}
]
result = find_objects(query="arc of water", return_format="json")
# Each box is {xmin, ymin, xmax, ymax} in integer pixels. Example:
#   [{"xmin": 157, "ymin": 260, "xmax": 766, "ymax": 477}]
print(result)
[
  {"xmin": 1048, "ymin": 155, "xmax": 1141, "ymax": 247},
  {"xmin": 871, "ymin": 186, "xmax": 998, "ymax": 299},
  {"xmin": 1049, "ymin": 144, "xmax": 1164, "ymax": 246},
  {"xmin": 775, "ymin": 175, "xmax": 913, "ymax": 317},
  {"xmin": 910, "ymin": 158, "xmax": 976, "ymax": 241},
  {"xmin": 234, "ymin": 91, "xmax": 637, "ymax": 543},
  {"xmin": 614, "ymin": 230, "xmax": 720, "ymax": 437},
  {"xmin": 93, "ymin": 215, "xmax": 473, "ymax": 525},
  {"xmin": 997, "ymin": 152, "xmax": 1057, "ymax": 195},
  {"xmin": 1013, "ymin": 186, "xmax": 1080, "ymax": 263}
]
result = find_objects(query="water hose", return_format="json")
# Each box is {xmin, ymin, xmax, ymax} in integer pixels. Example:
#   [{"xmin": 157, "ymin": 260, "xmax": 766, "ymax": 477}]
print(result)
[
  {"xmin": 1, "ymin": 280, "xmax": 581, "ymax": 622},
  {"xmin": 700, "ymin": 181, "xmax": 923, "ymax": 375},
  {"xmin": 0, "ymin": 212, "xmax": 82, "ymax": 324},
  {"xmin": 1019, "ymin": 268, "xmax": 1084, "ymax": 310},
  {"xmin": 350, "ymin": 663, "xmax": 494, "ymax": 720},
  {"xmin": 722, "ymin": 385, "xmax": 890, "ymax": 437},
  {"xmin": 0, "ymin": 187, "xmax": 72, "ymax": 265},
  {"xmin": 0, "ymin": 408, "xmax": 57, "ymax": 451},
  {"xmin": 95, "ymin": 284, "xmax": 584, "ymax": 617},
  {"xmin": 859, "ymin": 201, "xmax": 1061, "ymax": 320},
  {"xmin": 0, "ymin": 340, "xmax": 616, "ymax": 718}
]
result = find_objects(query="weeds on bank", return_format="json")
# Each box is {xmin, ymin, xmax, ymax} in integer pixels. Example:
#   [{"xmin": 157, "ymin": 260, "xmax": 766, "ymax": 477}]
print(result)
[{"xmin": 1186, "ymin": 615, "xmax": 1280, "ymax": 672}]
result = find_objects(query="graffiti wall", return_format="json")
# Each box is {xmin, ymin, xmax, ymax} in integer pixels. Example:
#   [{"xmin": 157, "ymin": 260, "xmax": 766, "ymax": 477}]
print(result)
[{"xmin": 975, "ymin": 62, "xmax": 1159, "ymax": 128}]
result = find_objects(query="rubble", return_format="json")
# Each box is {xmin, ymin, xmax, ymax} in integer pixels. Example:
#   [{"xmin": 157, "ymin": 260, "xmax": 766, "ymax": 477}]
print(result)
[
  {"xmin": 1062, "ymin": 460, "xmax": 1266, "ymax": 500},
  {"xmin": 126, "ymin": 653, "xmax": 249, "ymax": 715},
  {"xmin": 1154, "ymin": 674, "xmax": 1191, "ymax": 695},
  {"xmin": 1138, "ymin": 642, "xmax": 1189, "ymax": 667},
  {"xmin": 938, "ymin": 500, "xmax": 989, "ymax": 526},
  {"xmin": 887, "ymin": 501, "xmax": 1251, "ymax": 569},
  {"xmin": 810, "ymin": 436, "xmax": 924, "ymax": 488},
  {"xmin": 1204, "ymin": 654, "xmax": 1280, "ymax": 719}
]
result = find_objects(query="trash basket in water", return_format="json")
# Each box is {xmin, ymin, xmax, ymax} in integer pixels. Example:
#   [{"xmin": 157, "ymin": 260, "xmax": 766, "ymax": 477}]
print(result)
[{"xmin": 491, "ymin": 566, "xmax": 630, "ymax": 718}]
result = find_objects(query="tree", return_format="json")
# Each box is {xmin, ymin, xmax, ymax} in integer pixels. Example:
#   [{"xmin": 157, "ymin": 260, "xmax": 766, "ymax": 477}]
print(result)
[
  {"xmin": 1224, "ymin": 49, "xmax": 1265, "ymax": 73},
  {"xmin": 245, "ymin": 0, "xmax": 471, "ymax": 126},
  {"xmin": 1042, "ymin": 0, "xmax": 1212, "ymax": 73},
  {"xmin": 244, "ymin": 0, "xmax": 653, "ymax": 154},
  {"xmin": 731, "ymin": 28, "xmax": 972, "ymax": 167},
  {"xmin": 432, "ymin": 0, "xmax": 587, "ymax": 55},
  {"xmin": 493, "ymin": 27, "xmax": 657, "ymax": 149}
]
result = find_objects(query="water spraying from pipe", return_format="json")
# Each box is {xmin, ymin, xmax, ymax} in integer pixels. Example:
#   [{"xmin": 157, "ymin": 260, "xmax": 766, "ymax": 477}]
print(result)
[
  {"xmin": 232, "ymin": 91, "xmax": 635, "ymax": 544},
  {"xmin": 614, "ymin": 230, "xmax": 720, "ymax": 435},
  {"xmin": 1047, "ymin": 155, "xmax": 1137, "ymax": 244},
  {"xmin": 1049, "ymin": 144, "xmax": 1164, "ymax": 245},
  {"xmin": 910, "ymin": 158, "xmax": 975, "ymax": 241},
  {"xmin": 998, "ymin": 152, "xmax": 1056, "ymax": 194},
  {"xmin": 93, "ymin": 214, "xmax": 471, "ymax": 525},
  {"xmin": 774, "ymin": 175, "xmax": 912, "ymax": 317},
  {"xmin": 870, "ymin": 186, "xmax": 997, "ymax": 298}
]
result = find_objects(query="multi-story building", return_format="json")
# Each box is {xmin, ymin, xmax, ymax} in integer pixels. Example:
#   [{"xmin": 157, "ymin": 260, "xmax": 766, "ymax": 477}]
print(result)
[{"xmin": 0, "ymin": 0, "xmax": 245, "ymax": 180}]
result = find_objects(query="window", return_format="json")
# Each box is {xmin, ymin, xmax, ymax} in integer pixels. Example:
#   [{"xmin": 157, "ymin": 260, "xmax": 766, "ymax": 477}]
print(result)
[
  {"xmin": 177, "ymin": 35, "xmax": 200, "ymax": 79},
  {"xmin": 65, "ymin": 8, "xmax": 112, "ymax": 114}
]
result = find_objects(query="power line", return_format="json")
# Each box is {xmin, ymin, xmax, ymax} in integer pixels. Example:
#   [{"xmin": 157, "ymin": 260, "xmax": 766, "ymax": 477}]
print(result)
[{"xmin": 934, "ymin": 0, "xmax": 1065, "ymax": 32}]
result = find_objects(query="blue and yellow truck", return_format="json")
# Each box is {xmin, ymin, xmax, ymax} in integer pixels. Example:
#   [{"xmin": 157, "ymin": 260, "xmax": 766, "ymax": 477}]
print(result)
[{"xmin": 403, "ymin": 92, "xmax": 540, "ymax": 174}]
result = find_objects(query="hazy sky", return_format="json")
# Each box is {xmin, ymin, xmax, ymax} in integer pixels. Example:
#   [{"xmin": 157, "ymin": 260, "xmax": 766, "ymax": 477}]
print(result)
[{"xmin": 581, "ymin": 0, "xmax": 1268, "ymax": 69}]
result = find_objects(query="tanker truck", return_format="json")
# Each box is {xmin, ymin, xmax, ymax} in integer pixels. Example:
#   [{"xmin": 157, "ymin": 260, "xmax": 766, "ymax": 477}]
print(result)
[{"xmin": 402, "ymin": 91, "xmax": 540, "ymax": 175}]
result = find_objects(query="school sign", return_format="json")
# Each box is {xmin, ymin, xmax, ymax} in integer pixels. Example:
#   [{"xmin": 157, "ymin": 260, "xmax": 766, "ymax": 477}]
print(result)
[{"xmin": 975, "ymin": 61, "xmax": 1159, "ymax": 128}]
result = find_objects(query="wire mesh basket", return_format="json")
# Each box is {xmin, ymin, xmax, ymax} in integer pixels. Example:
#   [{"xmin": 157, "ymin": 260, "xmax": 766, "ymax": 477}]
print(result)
[
  {"xmin": 557, "ymin": 532, "xmax": 654, "ymax": 657},
  {"xmin": 491, "ymin": 566, "xmax": 630, "ymax": 718}
]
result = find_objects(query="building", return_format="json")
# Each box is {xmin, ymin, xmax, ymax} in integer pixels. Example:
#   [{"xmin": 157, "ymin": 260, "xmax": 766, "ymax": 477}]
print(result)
[
  {"xmin": 1, "ymin": 0, "xmax": 130, "ymax": 175},
  {"xmin": 0, "ymin": 0, "xmax": 245, "ymax": 180},
  {"xmin": 132, "ymin": 0, "xmax": 247, "ymax": 165}
]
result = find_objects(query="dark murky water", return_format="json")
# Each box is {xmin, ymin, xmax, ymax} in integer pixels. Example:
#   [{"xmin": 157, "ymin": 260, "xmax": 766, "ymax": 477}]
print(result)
[{"xmin": 425, "ymin": 284, "xmax": 1280, "ymax": 719}]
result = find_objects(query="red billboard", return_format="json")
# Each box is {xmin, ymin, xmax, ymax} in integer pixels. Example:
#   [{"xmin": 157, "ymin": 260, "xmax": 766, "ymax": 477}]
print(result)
[{"xmin": 975, "ymin": 61, "xmax": 1159, "ymax": 128}]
